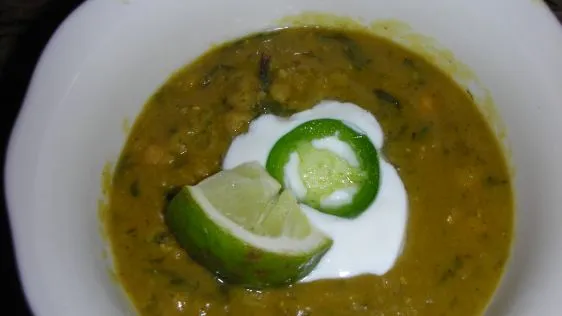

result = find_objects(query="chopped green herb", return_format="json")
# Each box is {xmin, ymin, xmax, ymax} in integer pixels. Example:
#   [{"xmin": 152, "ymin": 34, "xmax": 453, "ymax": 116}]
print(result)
[
  {"xmin": 129, "ymin": 180, "xmax": 140, "ymax": 197},
  {"xmin": 484, "ymin": 176, "xmax": 508, "ymax": 186},
  {"xmin": 258, "ymin": 53, "xmax": 272, "ymax": 92},
  {"xmin": 151, "ymin": 231, "xmax": 172, "ymax": 245},
  {"xmin": 466, "ymin": 89, "xmax": 474, "ymax": 100},
  {"xmin": 174, "ymin": 278, "xmax": 200, "ymax": 292},
  {"xmin": 403, "ymin": 58, "xmax": 415, "ymax": 68},
  {"xmin": 411, "ymin": 125, "xmax": 432, "ymax": 140},
  {"xmin": 402, "ymin": 58, "xmax": 425, "ymax": 85},
  {"xmin": 253, "ymin": 98, "xmax": 295, "ymax": 118},
  {"xmin": 386, "ymin": 124, "xmax": 409, "ymax": 142},
  {"xmin": 200, "ymin": 64, "xmax": 235, "ymax": 87},
  {"xmin": 149, "ymin": 268, "xmax": 200, "ymax": 291},
  {"xmin": 171, "ymin": 152, "xmax": 190, "ymax": 169},
  {"xmin": 169, "ymin": 277, "xmax": 186, "ymax": 285},
  {"xmin": 219, "ymin": 97, "xmax": 234, "ymax": 112},
  {"xmin": 148, "ymin": 257, "xmax": 165, "ymax": 264},
  {"xmin": 374, "ymin": 89, "xmax": 401, "ymax": 108},
  {"xmin": 125, "ymin": 228, "xmax": 137, "ymax": 236},
  {"xmin": 453, "ymin": 140, "xmax": 472, "ymax": 156},
  {"xmin": 318, "ymin": 33, "xmax": 370, "ymax": 70},
  {"xmin": 440, "ymin": 255, "xmax": 464, "ymax": 283},
  {"xmin": 343, "ymin": 46, "xmax": 370, "ymax": 70}
]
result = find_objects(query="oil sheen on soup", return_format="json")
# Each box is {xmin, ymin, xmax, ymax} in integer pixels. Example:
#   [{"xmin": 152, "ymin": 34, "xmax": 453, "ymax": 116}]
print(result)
[{"xmin": 105, "ymin": 27, "xmax": 513, "ymax": 316}]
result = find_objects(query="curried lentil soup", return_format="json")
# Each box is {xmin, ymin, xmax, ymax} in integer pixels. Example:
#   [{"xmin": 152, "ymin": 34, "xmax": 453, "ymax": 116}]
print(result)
[{"xmin": 105, "ymin": 27, "xmax": 513, "ymax": 316}]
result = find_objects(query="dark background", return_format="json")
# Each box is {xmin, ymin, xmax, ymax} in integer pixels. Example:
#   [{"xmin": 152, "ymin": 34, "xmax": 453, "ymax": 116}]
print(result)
[
  {"xmin": 1, "ymin": 1, "xmax": 560, "ymax": 315},
  {"xmin": 1, "ymin": 1, "xmax": 86, "ymax": 314}
]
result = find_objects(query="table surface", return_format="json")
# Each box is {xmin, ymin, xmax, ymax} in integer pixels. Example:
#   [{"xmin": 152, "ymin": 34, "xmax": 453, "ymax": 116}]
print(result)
[{"xmin": 1, "ymin": 0, "xmax": 560, "ymax": 315}]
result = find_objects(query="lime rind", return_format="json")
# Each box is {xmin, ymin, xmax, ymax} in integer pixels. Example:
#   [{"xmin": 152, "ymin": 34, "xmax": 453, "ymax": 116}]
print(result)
[
  {"xmin": 190, "ymin": 186, "xmax": 330, "ymax": 253},
  {"xmin": 165, "ymin": 162, "xmax": 333, "ymax": 288},
  {"xmin": 167, "ymin": 186, "xmax": 332, "ymax": 287}
]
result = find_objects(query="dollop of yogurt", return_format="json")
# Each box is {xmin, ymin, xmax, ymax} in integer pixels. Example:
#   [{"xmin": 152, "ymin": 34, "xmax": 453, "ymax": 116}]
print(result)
[{"xmin": 223, "ymin": 101, "xmax": 408, "ymax": 281}]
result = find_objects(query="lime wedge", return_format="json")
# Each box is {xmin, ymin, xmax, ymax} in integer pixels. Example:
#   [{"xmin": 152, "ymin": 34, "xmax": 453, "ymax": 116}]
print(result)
[{"xmin": 165, "ymin": 162, "xmax": 333, "ymax": 288}]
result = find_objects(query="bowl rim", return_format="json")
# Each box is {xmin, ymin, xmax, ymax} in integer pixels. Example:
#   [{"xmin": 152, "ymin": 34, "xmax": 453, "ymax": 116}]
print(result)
[{"xmin": 5, "ymin": 0, "xmax": 562, "ymax": 315}]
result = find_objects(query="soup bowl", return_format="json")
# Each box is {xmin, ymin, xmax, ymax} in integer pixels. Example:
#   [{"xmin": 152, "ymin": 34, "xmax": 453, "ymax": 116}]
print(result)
[{"xmin": 5, "ymin": 0, "xmax": 562, "ymax": 315}]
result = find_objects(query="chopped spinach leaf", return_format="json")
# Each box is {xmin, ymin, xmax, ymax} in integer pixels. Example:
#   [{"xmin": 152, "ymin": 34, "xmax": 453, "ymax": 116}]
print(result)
[
  {"xmin": 169, "ymin": 277, "xmax": 187, "ymax": 285},
  {"xmin": 440, "ymin": 255, "xmax": 464, "ymax": 283},
  {"xmin": 318, "ymin": 33, "xmax": 370, "ymax": 70},
  {"xmin": 175, "ymin": 278, "xmax": 200, "ymax": 291},
  {"xmin": 403, "ymin": 58, "xmax": 415, "ymax": 68},
  {"xmin": 200, "ymin": 64, "xmax": 235, "ymax": 87},
  {"xmin": 148, "ymin": 268, "xmax": 200, "ymax": 291},
  {"xmin": 148, "ymin": 257, "xmax": 165, "ymax": 264},
  {"xmin": 125, "ymin": 228, "xmax": 137, "ymax": 236},
  {"xmin": 168, "ymin": 127, "xmax": 178, "ymax": 135},
  {"xmin": 129, "ymin": 180, "xmax": 140, "ymax": 197},
  {"xmin": 484, "ymin": 176, "xmax": 508, "ymax": 186},
  {"xmin": 258, "ymin": 53, "xmax": 272, "ymax": 92},
  {"xmin": 151, "ymin": 231, "xmax": 172, "ymax": 245},
  {"xmin": 411, "ymin": 125, "xmax": 432, "ymax": 140},
  {"xmin": 253, "ymin": 98, "xmax": 295, "ymax": 118},
  {"xmin": 402, "ymin": 58, "xmax": 426, "ymax": 85},
  {"xmin": 374, "ymin": 89, "xmax": 401, "ymax": 108},
  {"xmin": 171, "ymin": 152, "xmax": 190, "ymax": 169}
]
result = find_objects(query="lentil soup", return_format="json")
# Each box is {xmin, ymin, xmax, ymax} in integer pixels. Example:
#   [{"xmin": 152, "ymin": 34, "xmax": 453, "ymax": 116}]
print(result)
[{"xmin": 105, "ymin": 27, "xmax": 513, "ymax": 316}]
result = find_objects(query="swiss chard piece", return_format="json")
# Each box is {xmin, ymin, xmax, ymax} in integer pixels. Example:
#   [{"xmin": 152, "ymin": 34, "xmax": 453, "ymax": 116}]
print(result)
[
  {"xmin": 411, "ymin": 124, "xmax": 433, "ymax": 140},
  {"xmin": 258, "ymin": 53, "xmax": 272, "ymax": 92},
  {"xmin": 374, "ymin": 89, "xmax": 401, "ymax": 108},
  {"xmin": 319, "ymin": 33, "xmax": 370, "ymax": 70},
  {"xmin": 253, "ymin": 98, "xmax": 295, "ymax": 118},
  {"xmin": 129, "ymin": 179, "xmax": 140, "ymax": 197},
  {"xmin": 200, "ymin": 64, "xmax": 235, "ymax": 87}
]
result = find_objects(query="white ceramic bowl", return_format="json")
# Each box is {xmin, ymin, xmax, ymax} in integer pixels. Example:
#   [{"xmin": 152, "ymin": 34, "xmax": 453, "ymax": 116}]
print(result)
[{"xmin": 5, "ymin": 0, "xmax": 562, "ymax": 315}]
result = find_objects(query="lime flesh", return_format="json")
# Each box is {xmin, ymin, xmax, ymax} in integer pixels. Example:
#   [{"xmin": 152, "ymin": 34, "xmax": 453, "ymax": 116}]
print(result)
[
  {"xmin": 297, "ymin": 142, "xmax": 366, "ymax": 206},
  {"xmin": 165, "ymin": 162, "xmax": 333, "ymax": 288}
]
